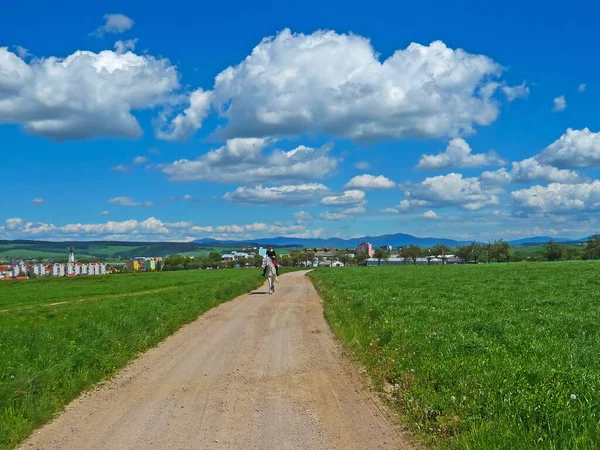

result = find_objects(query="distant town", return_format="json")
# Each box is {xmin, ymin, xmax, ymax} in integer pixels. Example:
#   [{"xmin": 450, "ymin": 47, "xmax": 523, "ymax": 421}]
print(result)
[
  {"xmin": 1, "ymin": 247, "xmax": 108, "ymax": 280},
  {"xmin": 3, "ymin": 233, "xmax": 598, "ymax": 280},
  {"xmin": 0, "ymin": 240, "xmax": 467, "ymax": 280}
]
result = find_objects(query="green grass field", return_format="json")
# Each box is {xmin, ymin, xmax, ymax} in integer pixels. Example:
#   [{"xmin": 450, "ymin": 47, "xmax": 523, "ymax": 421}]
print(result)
[
  {"xmin": 309, "ymin": 262, "xmax": 600, "ymax": 449},
  {"xmin": 0, "ymin": 269, "xmax": 264, "ymax": 450}
]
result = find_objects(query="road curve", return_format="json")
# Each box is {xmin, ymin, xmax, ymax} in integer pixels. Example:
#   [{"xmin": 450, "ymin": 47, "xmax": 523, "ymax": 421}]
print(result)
[{"xmin": 20, "ymin": 271, "xmax": 415, "ymax": 450}]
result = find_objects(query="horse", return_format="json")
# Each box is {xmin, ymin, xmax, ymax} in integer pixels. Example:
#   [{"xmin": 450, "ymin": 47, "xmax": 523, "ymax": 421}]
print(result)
[{"xmin": 262, "ymin": 256, "xmax": 278, "ymax": 294}]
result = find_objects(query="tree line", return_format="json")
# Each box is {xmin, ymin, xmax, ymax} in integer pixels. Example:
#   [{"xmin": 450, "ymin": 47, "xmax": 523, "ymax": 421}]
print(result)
[
  {"xmin": 528, "ymin": 235, "xmax": 600, "ymax": 262},
  {"xmin": 161, "ymin": 253, "xmax": 264, "ymax": 271},
  {"xmin": 158, "ymin": 234, "xmax": 600, "ymax": 271},
  {"xmin": 367, "ymin": 240, "xmax": 512, "ymax": 265},
  {"xmin": 372, "ymin": 235, "xmax": 600, "ymax": 265}
]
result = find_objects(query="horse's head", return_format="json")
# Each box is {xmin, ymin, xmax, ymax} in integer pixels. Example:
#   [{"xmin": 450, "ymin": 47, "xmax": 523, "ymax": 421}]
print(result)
[{"xmin": 261, "ymin": 255, "xmax": 268, "ymax": 269}]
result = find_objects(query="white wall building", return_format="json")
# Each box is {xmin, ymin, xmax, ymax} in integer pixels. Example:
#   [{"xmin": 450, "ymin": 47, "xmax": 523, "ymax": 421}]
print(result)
[
  {"xmin": 49, "ymin": 262, "xmax": 107, "ymax": 277},
  {"xmin": 52, "ymin": 264, "xmax": 65, "ymax": 277},
  {"xmin": 32, "ymin": 264, "xmax": 46, "ymax": 277}
]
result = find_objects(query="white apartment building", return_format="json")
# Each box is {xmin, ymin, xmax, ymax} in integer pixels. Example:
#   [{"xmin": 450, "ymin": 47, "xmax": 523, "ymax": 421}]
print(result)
[
  {"xmin": 32, "ymin": 264, "xmax": 46, "ymax": 277},
  {"xmin": 52, "ymin": 264, "xmax": 65, "ymax": 277}
]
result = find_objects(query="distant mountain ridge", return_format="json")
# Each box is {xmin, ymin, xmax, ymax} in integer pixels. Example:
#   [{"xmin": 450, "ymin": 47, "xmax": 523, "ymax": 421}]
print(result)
[
  {"xmin": 506, "ymin": 236, "xmax": 584, "ymax": 246},
  {"xmin": 0, "ymin": 234, "xmax": 589, "ymax": 260},
  {"xmin": 196, "ymin": 233, "xmax": 592, "ymax": 247},
  {"xmin": 195, "ymin": 232, "xmax": 471, "ymax": 248}
]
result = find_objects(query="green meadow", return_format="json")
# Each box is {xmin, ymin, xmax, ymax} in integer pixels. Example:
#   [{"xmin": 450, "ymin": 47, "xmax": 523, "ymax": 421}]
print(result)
[
  {"xmin": 309, "ymin": 262, "xmax": 600, "ymax": 449},
  {"xmin": 0, "ymin": 269, "xmax": 263, "ymax": 449}
]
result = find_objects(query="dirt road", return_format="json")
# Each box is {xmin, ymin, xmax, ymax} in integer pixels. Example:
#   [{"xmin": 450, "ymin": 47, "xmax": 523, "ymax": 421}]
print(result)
[{"xmin": 20, "ymin": 271, "xmax": 414, "ymax": 450}]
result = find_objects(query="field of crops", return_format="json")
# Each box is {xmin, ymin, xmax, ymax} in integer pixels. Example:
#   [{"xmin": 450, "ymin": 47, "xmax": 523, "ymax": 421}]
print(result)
[
  {"xmin": 0, "ymin": 269, "xmax": 263, "ymax": 450},
  {"xmin": 309, "ymin": 262, "xmax": 600, "ymax": 449}
]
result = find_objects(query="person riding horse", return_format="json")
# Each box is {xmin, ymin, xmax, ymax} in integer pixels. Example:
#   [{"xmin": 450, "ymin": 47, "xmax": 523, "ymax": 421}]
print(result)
[{"xmin": 262, "ymin": 245, "xmax": 279, "ymax": 277}]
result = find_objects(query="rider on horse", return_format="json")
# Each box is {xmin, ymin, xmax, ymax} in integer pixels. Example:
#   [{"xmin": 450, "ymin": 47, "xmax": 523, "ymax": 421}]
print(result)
[{"xmin": 262, "ymin": 244, "xmax": 279, "ymax": 277}]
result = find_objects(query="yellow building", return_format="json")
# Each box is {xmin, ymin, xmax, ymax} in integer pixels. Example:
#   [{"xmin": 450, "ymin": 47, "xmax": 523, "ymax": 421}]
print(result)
[{"xmin": 126, "ymin": 260, "xmax": 139, "ymax": 272}]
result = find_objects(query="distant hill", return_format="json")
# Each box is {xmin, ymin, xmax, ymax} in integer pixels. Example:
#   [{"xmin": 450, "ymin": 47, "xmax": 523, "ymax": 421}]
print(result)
[
  {"xmin": 507, "ymin": 236, "xmax": 584, "ymax": 246},
  {"xmin": 0, "ymin": 233, "xmax": 592, "ymax": 260},
  {"xmin": 194, "ymin": 232, "xmax": 471, "ymax": 248},
  {"xmin": 0, "ymin": 240, "xmax": 220, "ymax": 260}
]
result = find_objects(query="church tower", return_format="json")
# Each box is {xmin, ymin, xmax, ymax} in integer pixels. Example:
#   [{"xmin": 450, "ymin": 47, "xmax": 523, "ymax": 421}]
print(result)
[{"xmin": 68, "ymin": 246, "xmax": 75, "ymax": 263}]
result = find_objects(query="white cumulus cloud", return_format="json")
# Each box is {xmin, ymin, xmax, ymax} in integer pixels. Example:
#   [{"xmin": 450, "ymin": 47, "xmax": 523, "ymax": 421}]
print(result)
[
  {"xmin": 6, "ymin": 218, "xmax": 25, "ymax": 230},
  {"xmin": 108, "ymin": 196, "xmax": 154, "ymax": 207},
  {"xmin": 13, "ymin": 45, "xmax": 31, "ymax": 59},
  {"xmin": 321, "ymin": 190, "xmax": 366, "ymax": 206},
  {"xmin": 509, "ymin": 158, "xmax": 580, "ymax": 183},
  {"xmin": 320, "ymin": 211, "xmax": 349, "ymax": 221},
  {"xmin": 223, "ymin": 184, "xmax": 329, "ymax": 205},
  {"xmin": 481, "ymin": 158, "xmax": 581, "ymax": 186},
  {"xmin": 511, "ymin": 181, "xmax": 600, "ymax": 213},
  {"xmin": 482, "ymin": 160, "xmax": 581, "ymax": 185},
  {"xmin": 91, "ymin": 14, "xmax": 134, "ymax": 36},
  {"xmin": 552, "ymin": 95, "xmax": 567, "ymax": 112},
  {"xmin": 133, "ymin": 156, "xmax": 148, "ymax": 164},
  {"xmin": 417, "ymin": 138, "xmax": 505, "ymax": 170},
  {"xmin": 189, "ymin": 225, "xmax": 214, "ymax": 234},
  {"xmin": 480, "ymin": 167, "xmax": 512, "ymax": 185},
  {"xmin": 0, "ymin": 46, "xmax": 179, "ymax": 140},
  {"xmin": 404, "ymin": 173, "xmax": 499, "ymax": 211},
  {"xmin": 320, "ymin": 205, "xmax": 366, "ymax": 221},
  {"xmin": 32, "ymin": 197, "xmax": 44, "ymax": 205},
  {"xmin": 536, "ymin": 128, "xmax": 600, "ymax": 169},
  {"xmin": 4, "ymin": 217, "xmax": 172, "ymax": 239},
  {"xmin": 579, "ymin": 83, "xmax": 586, "ymax": 93},
  {"xmin": 114, "ymin": 39, "xmax": 138, "ymax": 54},
  {"xmin": 502, "ymin": 82, "xmax": 530, "ymax": 101},
  {"xmin": 423, "ymin": 210, "xmax": 439, "ymax": 219},
  {"xmin": 160, "ymin": 139, "xmax": 338, "ymax": 184},
  {"xmin": 212, "ymin": 222, "xmax": 322, "ymax": 240},
  {"xmin": 159, "ymin": 29, "xmax": 504, "ymax": 142},
  {"xmin": 156, "ymin": 88, "xmax": 213, "ymax": 141},
  {"xmin": 2, "ymin": 216, "xmax": 327, "ymax": 241},
  {"xmin": 344, "ymin": 174, "xmax": 395, "ymax": 189},
  {"xmin": 293, "ymin": 211, "xmax": 313, "ymax": 224}
]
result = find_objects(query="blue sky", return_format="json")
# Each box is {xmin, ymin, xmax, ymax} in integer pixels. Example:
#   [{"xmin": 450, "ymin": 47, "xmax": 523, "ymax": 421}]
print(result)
[{"xmin": 2, "ymin": 0, "xmax": 600, "ymax": 242}]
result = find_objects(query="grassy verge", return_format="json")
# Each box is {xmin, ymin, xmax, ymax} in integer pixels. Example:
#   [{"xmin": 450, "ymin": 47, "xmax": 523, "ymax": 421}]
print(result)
[
  {"xmin": 0, "ymin": 270, "xmax": 263, "ymax": 450},
  {"xmin": 309, "ymin": 262, "xmax": 600, "ymax": 449}
]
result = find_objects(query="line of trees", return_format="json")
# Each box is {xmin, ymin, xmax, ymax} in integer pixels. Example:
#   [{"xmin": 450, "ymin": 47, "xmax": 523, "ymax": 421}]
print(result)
[
  {"xmin": 380, "ymin": 240, "xmax": 513, "ymax": 265},
  {"xmin": 528, "ymin": 235, "xmax": 600, "ymax": 262},
  {"xmin": 160, "ymin": 234, "xmax": 600, "ymax": 271},
  {"xmin": 162, "ymin": 252, "xmax": 266, "ymax": 271},
  {"xmin": 455, "ymin": 240, "xmax": 511, "ymax": 263}
]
